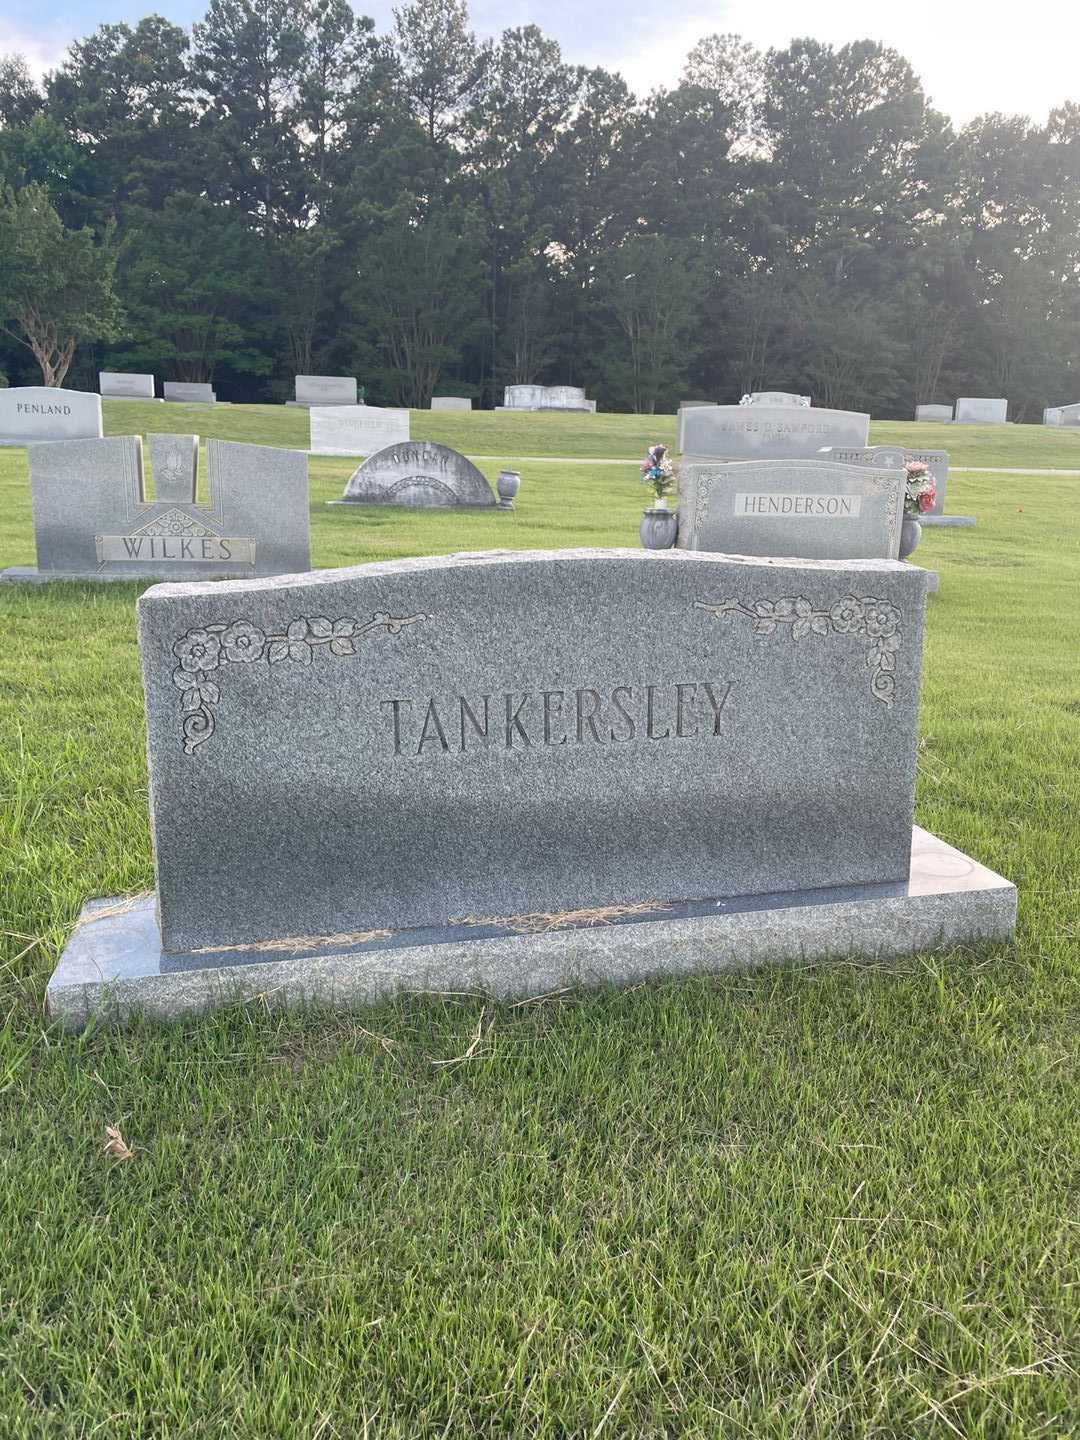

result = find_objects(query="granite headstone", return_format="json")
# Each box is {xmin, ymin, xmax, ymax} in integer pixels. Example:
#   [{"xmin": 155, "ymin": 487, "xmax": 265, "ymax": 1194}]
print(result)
[
  {"xmin": 431, "ymin": 397, "xmax": 472, "ymax": 411},
  {"xmin": 915, "ymin": 404, "xmax": 953, "ymax": 423},
  {"xmin": 1058, "ymin": 403, "xmax": 1080, "ymax": 427},
  {"xmin": 822, "ymin": 445, "xmax": 950, "ymax": 518},
  {"xmin": 0, "ymin": 387, "xmax": 103, "ymax": 447},
  {"xmin": 335, "ymin": 441, "xmax": 496, "ymax": 507},
  {"xmin": 164, "ymin": 381, "xmax": 216, "ymax": 404},
  {"xmin": 676, "ymin": 459, "xmax": 904, "ymax": 560},
  {"xmin": 100, "ymin": 372, "xmax": 156, "ymax": 400},
  {"xmin": 309, "ymin": 405, "xmax": 410, "ymax": 457},
  {"xmin": 1043, "ymin": 407, "xmax": 1063, "ymax": 426},
  {"xmin": 499, "ymin": 384, "xmax": 596, "ymax": 413},
  {"xmin": 291, "ymin": 375, "xmax": 358, "ymax": 407},
  {"xmin": 3, "ymin": 435, "xmax": 309, "ymax": 581},
  {"xmin": 678, "ymin": 404, "xmax": 870, "ymax": 459},
  {"xmin": 954, "ymin": 397, "xmax": 1007, "ymax": 424},
  {"xmin": 748, "ymin": 392, "xmax": 811, "ymax": 407}
]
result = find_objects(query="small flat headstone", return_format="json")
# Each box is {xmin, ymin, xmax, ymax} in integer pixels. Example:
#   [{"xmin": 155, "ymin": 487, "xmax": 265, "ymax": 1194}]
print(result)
[
  {"xmin": 0, "ymin": 387, "xmax": 103, "ymax": 446},
  {"xmin": 164, "ymin": 381, "xmax": 216, "ymax": 404},
  {"xmin": 100, "ymin": 372, "xmax": 156, "ymax": 400},
  {"xmin": 953, "ymin": 397, "xmax": 1007, "ymax": 424},
  {"xmin": 309, "ymin": 405, "xmax": 409, "ymax": 457},
  {"xmin": 431, "ymin": 397, "xmax": 472, "ymax": 411},
  {"xmin": 915, "ymin": 404, "xmax": 953, "ymax": 422},
  {"xmin": 678, "ymin": 404, "xmax": 870, "ymax": 459},
  {"xmin": 676, "ymin": 458, "xmax": 904, "ymax": 559},
  {"xmin": 336, "ymin": 441, "xmax": 496, "ymax": 507}
]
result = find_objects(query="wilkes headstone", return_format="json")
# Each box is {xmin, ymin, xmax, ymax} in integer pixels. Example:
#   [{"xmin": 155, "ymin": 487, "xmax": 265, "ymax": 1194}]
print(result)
[
  {"xmin": 676, "ymin": 459, "xmax": 904, "ymax": 560},
  {"xmin": 0, "ymin": 387, "xmax": 103, "ymax": 446},
  {"xmin": 335, "ymin": 441, "xmax": 496, "ymax": 507},
  {"xmin": 2, "ymin": 434, "xmax": 309, "ymax": 581}
]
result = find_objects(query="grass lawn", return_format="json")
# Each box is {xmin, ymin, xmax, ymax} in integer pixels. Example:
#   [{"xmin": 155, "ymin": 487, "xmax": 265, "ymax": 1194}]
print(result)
[{"xmin": 0, "ymin": 407, "xmax": 1078, "ymax": 1436}]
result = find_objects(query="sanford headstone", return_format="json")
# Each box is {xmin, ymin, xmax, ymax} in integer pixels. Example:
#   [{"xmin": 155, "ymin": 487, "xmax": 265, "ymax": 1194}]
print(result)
[
  {"xmin": 100, "ymin": 372, "xmax": 156, "ymax": 400},
  {"xmin": 335, "ymin": 440, "xmax": 496, "ymax": 507},
  {"xmin": 3, "ymin": 434, "xmax": 309, "ymax": 581},
  {"xmin": 676, "ymin": 459, "xmax": 904, "ymax": 560},
  {"xmin": 0, "ymin": 387, "xmax": 103, "ymax": 446},
  {"xmin": 678, "ymin": 404, "xmax": 870, "ymax": 459},
  {"xmin": 309, "ymin": 405, "xmax": 410, "ymax": 457}
]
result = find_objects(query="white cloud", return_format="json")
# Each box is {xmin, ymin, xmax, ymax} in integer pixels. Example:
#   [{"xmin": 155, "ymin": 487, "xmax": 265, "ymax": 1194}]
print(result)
[{"xmin": 0, "ymin": 19, "xmax": 70, "ymax": 78}]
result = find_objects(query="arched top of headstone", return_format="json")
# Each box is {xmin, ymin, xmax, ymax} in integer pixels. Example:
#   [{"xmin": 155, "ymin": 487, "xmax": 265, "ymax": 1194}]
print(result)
[{"xmin": 340, "ymin": 441, "xmax": 496, "ymax": 507}]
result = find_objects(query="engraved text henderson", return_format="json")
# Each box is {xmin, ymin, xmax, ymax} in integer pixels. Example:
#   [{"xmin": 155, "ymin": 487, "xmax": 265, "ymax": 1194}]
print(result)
[{"xmin": 380, "ymin": 680, "xmax": 736, "ymax": 756}]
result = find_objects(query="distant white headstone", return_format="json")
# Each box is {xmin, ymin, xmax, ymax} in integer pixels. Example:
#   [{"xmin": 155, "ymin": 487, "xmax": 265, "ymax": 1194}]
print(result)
[
  {"xmin": 1043, "ymin": 408, "xmax": 1063, "ymax": 426},
  {"xmin": 309, "ymin": 405, "xmax": 410, "ymax": 457},
  {"xmin": 1058, "ymin": 403, "xmax": 1080, "ymax": 427},
  {"xmin": 748, "ymin": 392, "xmax": 811, "ymax": 407},
  {"xmin": 431, "ymin": 397, "xmax": 472, "ymax": 411},
  {"xmin": 164, "ymin": 381, "xmax": 216, "ymax": 404},
  {"xmin": 100, "ymin": 372, "xmax": 156, "ymax": 400},
  {"xmin": 499, "ymin": 384, "xmax": 596, "ymax": 413},
  {"xmin": 915, "ymin": 404, "xmax": 953, "ymax": 423},
  {"xmin": 954, "ymin": 397, "xmax": 1007, "ymax": 424},
  {"xmin": 0, "ymin": 387, "xmax": 103, "ymax": 447},
  {"xmin": 292, "ymin": 375, "xmax": 357, "ymax": 407}
]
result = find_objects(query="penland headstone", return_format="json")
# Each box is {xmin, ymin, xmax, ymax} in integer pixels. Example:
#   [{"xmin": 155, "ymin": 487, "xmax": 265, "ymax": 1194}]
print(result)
[
  {"xmin": 45, "ymin": 548, "xmax": 1016, "ymax": 1027},
  {"xmin": 678, "ymin": 404, "xmax": 870, "ymax": 459},
  {"xmin": 290, "ymin": 375, "xmax": 358, "ymax": 407},
  {"xmin": 100, "ymin": 372, "xmax": 156, "ymax": 400},
  {"xmin": 953, "ymin": 397, "xmax": 1007, "ymax": 424},
  {"xmin": 676, "ymin": 459, "xmax": 904, "ymax": 559},
  {"xmin": 310, "ymin": 405, "xmax": 410, "ymax": 457},
  {"xmin": 334, "ymin": 441, "xmax": 496, "ymax": 507},
  {"xmin": 164, "ymin": 381, "xmax": 216, "ymax": 404},
  {"xmin": 2, "ymin": 434, "xmax": 309, "ymax": 582},
  {"xmin": 431, "ymin": 397, "xmax": 472, "ymax": 411},
  {"xmin": 915, "ymin": 404, "xmax": 953, "ymax": 423},
  {"xmin": 0, "ymin": 387, "xmax": 103, "ymax": 447}
]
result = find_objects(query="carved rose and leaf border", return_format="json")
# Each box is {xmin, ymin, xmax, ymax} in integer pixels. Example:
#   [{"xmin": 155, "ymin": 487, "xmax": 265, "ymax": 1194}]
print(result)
[{"xmin": 171, "ymin": 611, "xmax": 428, "ymax": 753}]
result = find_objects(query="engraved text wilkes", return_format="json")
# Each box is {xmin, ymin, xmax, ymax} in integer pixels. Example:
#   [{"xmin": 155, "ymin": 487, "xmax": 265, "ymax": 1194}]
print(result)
[{"xmin": 381, "ymin": 680, "xmax": 736, "ymax": 756}]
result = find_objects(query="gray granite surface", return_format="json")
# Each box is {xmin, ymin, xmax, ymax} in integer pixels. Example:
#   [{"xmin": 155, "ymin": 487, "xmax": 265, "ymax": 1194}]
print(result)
[
  {"xmin": 676, "ymin": 458, "xmax": 905, "ymax": 559},
  {"xmin": 18, "ymin": 435, "xmax": 309, "ymax": 580},
  {"xmin": 0, "ymin": 387, "xmax": 103, "ymax": 446},
  {"xmin": 335, "ymin": 441, "xmax": 496, "ymax": 506},
  {"xmin": 164, "ymin": 382, "xmax": 215, "ymax": 404},
  {"xmin": 45, "ymin": 827, "xmax": 1016, "ymax": 1030},
  {"xmin": 431, "ymin": 397, "xmax": 472, "ymax": 411},
  {"xmin": 678, "ymin": 404, "xmax": 870, "ymax": 458},
  {"xmin": 136, "ymin": 549, "xmax": 927, "ymax": 952},
  {"xmin": 309, "ymin": 405, "xmax": 409, "ymax": 456},
  {"xmin": 100, "ymin": 372, "xmax": 155, "ymax": 399},
  {"xmin": 915, "ymin": 404, "xmax": 952, "ymax": 422},
  {"xmin": 954, "ymin": 397, "xmax": 1007, "ymax": 424},
  {"xmin": 295, "ymin": 375, "xmax": 357, "ymax": 406}
]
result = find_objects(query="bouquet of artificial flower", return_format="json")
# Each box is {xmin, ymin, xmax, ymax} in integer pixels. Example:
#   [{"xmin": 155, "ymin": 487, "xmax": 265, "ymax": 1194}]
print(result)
[
  {"xmin": 640, "ymin": 444, "xmax": 675, "ymax": 504},
  {"xmin": 904, "ymin": 460, "xmax": 936, "ymax": 517}
]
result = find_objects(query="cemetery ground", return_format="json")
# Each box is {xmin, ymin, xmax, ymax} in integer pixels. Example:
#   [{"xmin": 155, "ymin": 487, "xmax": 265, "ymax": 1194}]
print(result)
[{"xmin": 0, "ymin": 405, "xmax": 1078, "ymax": 1436}]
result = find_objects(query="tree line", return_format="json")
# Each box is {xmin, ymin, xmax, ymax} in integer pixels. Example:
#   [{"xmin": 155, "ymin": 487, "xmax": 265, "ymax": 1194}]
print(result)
[{"xmin": 0, "ymin": 0, "xmax": 1078, "ymax": 417}]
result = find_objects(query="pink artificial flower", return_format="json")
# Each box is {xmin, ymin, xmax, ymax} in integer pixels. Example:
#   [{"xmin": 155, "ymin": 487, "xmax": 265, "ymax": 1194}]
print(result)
[
  {"xmin": 917, "ymin": 489, "xmax": 935, "ymax": 513},
  {"xmin": 906, "ymin": 461, "xmax": 928, "ymax": 476}
]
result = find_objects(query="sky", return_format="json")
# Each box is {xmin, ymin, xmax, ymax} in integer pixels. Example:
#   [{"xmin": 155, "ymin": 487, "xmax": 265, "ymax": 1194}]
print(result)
[{"xmin": 4, "ymin": 0, "xmax": 1079, "ymax": 127}]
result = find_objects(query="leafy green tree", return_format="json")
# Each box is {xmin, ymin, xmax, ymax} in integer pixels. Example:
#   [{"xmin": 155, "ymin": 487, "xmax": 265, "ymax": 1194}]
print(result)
[{"xmin": 0, "ymin": 183, "xmax": 120, "ymax": 385}]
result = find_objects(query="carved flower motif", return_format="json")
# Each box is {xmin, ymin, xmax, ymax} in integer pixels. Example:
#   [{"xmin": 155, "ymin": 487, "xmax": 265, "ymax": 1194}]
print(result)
[
  {"xmin": 862, "ymin": 599, "xmax": 902, "ymax": 639},
  {"xmin": 286, "ymin": 618, "xmax": 313, "ymax": 664},
  {"xmin": 173, "ymin": 628, "xmax": 221, "ymax": 673},
  {"xmin": 222, "ymin": 620, "xmax": 265, "ymax": 663},
  {"xmin": 829, "ymin": 597, "xmax": 865, "ymax": 633}
]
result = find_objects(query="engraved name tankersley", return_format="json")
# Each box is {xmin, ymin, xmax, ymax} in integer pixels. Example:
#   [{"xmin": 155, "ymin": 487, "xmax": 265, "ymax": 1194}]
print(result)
[{"xmin": 380, "ymin": 681, "xmax": 736, "ymax": 756}]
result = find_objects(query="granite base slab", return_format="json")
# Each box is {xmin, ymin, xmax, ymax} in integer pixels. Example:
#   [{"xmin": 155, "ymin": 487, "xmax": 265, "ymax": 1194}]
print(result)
[
  {"xmin": 46, "ymin": 828, "xmax": 1015, "ymax": 1031},
  {"xmin": 2, "ymin": 566, "xmax": 250, "ymax": 584},
  {"xmin": 920, "ymin": 515, "xmax": 976, "ymax": 528}
]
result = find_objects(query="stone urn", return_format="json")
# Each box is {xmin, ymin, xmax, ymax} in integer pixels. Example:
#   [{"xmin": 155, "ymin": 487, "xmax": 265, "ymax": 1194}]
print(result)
[
  {"xmin": 899, "ymin": 516, "xmax": 922, "ymax": 559},
  {"xmin": 496, "ymin": 469, "xmax": 521, "ymax": 510},
  {"xmin": 640, "ymin": 503, "xmax": 678, "ymax": 550}
]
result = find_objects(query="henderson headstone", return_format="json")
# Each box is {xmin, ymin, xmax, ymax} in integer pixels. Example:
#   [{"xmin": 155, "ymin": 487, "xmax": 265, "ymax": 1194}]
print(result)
[
  {"xmin": 0, "ymin": 387, "xmax": 103, "ymax": 447},
  {"xmin": 676, "ymin": 459, "xmax": 904, "ymax": 560},
  {"xmin": 820, "ymin": 444, "xmax": 971, "ymax": 528},
  {"xmin": 333, "ymin": 440, "xmax": 497, "ymax": 507},
  {"xmin": 43, "ymin": 548, "xmax": 1016, "ymax": 1028},
  {"xmin": 309, "ymin": 405, "xmax": 410, "ymax": 457},
  {"xmin": 915, "ymin": 404, "xmax": 953, "ymax": 423},
  {"xmin": 1, "ymin": 434, "xmax": 309, "ymax": 583},
  {"xmin": 431, "ymin": 397, "xmax": 472, "ymax": 411},
  {"xmin": 100, "ymin": 372, "xmax": 157, "ymax": 400},
  {"xmin": 289, "ymin": 375, "xmax": 358, "ymax": 407},
  {"xmin": 953, "ymin": 397, "xmax": 1007, "ymax": 424},
  {"xmin": 164, "ymin": 381, "xmax": 216, "ymax": 404},
  {"xmin": 678, "ymin": 403, "xmax": 870, "ymax": 459}
]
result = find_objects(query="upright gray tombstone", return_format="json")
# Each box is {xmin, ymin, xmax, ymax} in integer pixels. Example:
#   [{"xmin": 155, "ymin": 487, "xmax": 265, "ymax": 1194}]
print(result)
[
  {"xmin": 334, "ymin": 441, "xmax": 496, "ymax": 507},
  {"xmin": 431, "ymin": 397, "xmax": 472, "ymax": 411},
  {"xmin": 915, "ymin": 404, "xmax": 953, "ymax": 422},
  {"xmin": 309, "ymin": 405, "xmax": 409, "ymax": 456},
  {"xmin": 1043, "ymin": 408, "xmax": 1063, "ymax": 426},
  {"xmin": 100, "ymin": 372, "xmax": 156, "ymax": 400},
  {"xmin": 45, "ymin": 549, "xmax": 1016, "ymax": 1028},
  {"xmin": 954, "ymin": 397, "xmax": 1007, "ymax": 424},
  {"xmin": 748, "ymin": 392, "xmax": 811, "ymax": 406},
  {"xmin": 291, "ymin": 375, "xmax": 358, "ymax": 407},
  {"xmin": 499, "ymin": 384, "xmax": 597, "ymax": 413},
  {"xmin": 820, "ymin": 444, "xmax": 965, "ymax": 524},
  {"xmin": 164, "ymin": 381, "xmax": 216, "ymax": 404},
  {"xmin": 2, "ymin": 435, "xmax": 309, "ymax": 582},
  {"xmin": 676, "ymin": 459, "xmax": 904, "ymax": 559},
  {"xmin": 0, "ymin": 387, "xmax": 103, "ymax": 446},
  {"xmin": 678, "ymin": 404, "xmax": 870, "ymax": 459},
  {"xmin": 1058, "ymin": 403, "xmax": 1080, "ymax": 427}
]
